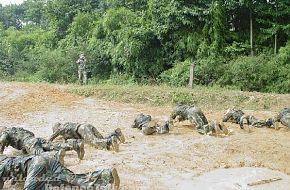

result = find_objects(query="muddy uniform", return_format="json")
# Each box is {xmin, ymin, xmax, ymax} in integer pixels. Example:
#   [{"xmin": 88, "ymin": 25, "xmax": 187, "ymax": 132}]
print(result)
[
  {"xmin": 197, "ymin": 120, "xmax": 228, "ymax": 135},
  {"xmin": 132, "ymin": 113, "xmax": 170, "ymax": 135},
  {"xmin": 239, "ymin": 115, "xmax": 275, "ymax": 128},
  {"xmin": 275, "ymin": 108, "xmax": 290, "ymax": 128},
  {"xmin": 170, "ymin": 105, "xmax": 208, "ymax": 130},
  {"xmin": 222, "ymin": 108, "xmax": 245, "ymax": 126},
  {"xmin": 76, "ymin": 54, "xmax": 87, "ymax": 85},
  {"xmin": 171, "ymin": 105, "xmax": 228, "ymax": 135},
  {"xmin": 0, "ymin": 127, "xmax": 84, "ymax": 160},
  {"xmin": 50, "ymin": 122, "xmax": 123, "ymax": 152},
  {"xmin": 0, "ymin": 154, "xmax": 119, "ymax": 190}
]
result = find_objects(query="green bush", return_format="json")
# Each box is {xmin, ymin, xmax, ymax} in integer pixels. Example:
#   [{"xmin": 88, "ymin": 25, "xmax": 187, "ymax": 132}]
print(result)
[
  {"xmin": 158, "ymin": 60, "xmax": 190, "ymax": 86},
  {"xmin": 14, "ymin": 47, "xmax": 78, "ymax": 83},
  {"xmin": 219, "ymin": 52, "xmax": 290, "ymax": 93},
  {"xmin": 194, "ymin": 56, "xmax": 226, "ymax": 85}
]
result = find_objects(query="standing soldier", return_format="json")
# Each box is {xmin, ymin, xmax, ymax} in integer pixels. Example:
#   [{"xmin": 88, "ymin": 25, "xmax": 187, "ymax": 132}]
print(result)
[{"xmin": 76, "ymin": 53, "xmax": 87, "ymax": 85}]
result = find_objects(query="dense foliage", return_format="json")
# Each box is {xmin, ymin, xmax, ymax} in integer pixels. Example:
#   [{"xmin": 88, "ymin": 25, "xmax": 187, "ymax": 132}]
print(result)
[{"xmin": 0, "ymin": 0, "xmax": 289, "ymax": 93}]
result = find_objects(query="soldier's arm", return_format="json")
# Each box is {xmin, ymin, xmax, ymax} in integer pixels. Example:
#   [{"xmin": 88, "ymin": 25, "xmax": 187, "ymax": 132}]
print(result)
[
  {"xmin": 49, "ymin": 129, "xmax": 61, "ymax": 141},
  {"xmin": 0, "ymin": 133, "xmax": 9, "ymax": 153}
]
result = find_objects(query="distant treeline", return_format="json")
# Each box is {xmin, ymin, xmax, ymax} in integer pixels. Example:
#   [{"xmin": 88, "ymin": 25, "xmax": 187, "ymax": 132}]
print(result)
[{"xmin": 0, "ymin": 0, "xmax": 289, "ymax": 93}]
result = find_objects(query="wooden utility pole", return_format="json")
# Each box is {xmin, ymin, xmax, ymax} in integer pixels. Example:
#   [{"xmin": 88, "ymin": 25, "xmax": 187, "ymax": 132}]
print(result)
[
  {"xmin": 274, "ymin": 0, "xmax": 278, "ymax": 55},
  {"xmin": 250, "ymin": 9, "xmax": 254, "ymax": 56},
  {"xmin": 188, "ymin": 64, "xmax": 195, "ymax": 88},
  {"xmin": 274, "ymin": 34, "xmax": 277, "ymax": 55}
]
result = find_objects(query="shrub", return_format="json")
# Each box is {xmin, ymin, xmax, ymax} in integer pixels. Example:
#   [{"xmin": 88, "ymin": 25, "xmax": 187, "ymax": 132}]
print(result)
[
  {"xmin": 158, "ymin": 60, "xmax": 190, "ymax": 86},
  {"xmin": 194, "ymin": 56, "xmax": 226, "ymax": 85}
]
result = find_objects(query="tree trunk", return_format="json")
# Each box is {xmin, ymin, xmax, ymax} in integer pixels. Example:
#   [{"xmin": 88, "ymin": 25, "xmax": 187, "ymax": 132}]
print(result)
[
  {"xmin": 274, "ymin": 0, "xmax": 278, "ymax": 55},
  {"xmin": 274, "ymin": 34, "xmax": 277, "ymax": 55},
  {"xmin": 188, "ymin": 64, "xmax": 195, "ymax": 88},
  {"xmin": 250, "ymin": 9, "xmax": 254, "ymax": 56}
]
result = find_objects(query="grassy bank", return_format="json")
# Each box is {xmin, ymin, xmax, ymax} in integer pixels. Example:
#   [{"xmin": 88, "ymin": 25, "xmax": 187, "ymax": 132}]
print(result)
[{"xmin": 66, "ymin": 84, "xmax": 290, "ymax": 111}]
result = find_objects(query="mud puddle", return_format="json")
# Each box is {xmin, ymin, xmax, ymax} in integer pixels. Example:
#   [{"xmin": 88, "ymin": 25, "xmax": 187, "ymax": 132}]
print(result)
[{"xmin": 0, "ymin": 82, "xmax": 290, "ymax": 189}]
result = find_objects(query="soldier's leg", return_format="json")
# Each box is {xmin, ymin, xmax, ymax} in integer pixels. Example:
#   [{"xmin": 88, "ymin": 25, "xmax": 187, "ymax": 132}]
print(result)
[
  {"xmin": 78, "ymin": 69, "xmax": 82, "ymax": 84},
  {"xmin": 83, "ymin": 70, "xmax": 87, "ymax": 85},
  {"xmin": 0, "ymin": 178, "xmax": 3, "ymax": 189},
  {"xmin": 78, "ymin": 124, "xmax": 119, "ymax": 152},
  {"xmin": 38, "ymin": 150, "xmax": 66, "ymax": 166},
  {"xmin": 251, "ymin": 120, "xmax": 265, "ymax": 128},
  {"xmin": 141, "ymin": 121, "xmax": 156, "ymax": 135},
  {"xmin": 49, "ymin": 139, "xmax": 85, "ymax": 160},
  {"xmin": 23, "ymin": 156, "xmax": 50, "ymax": 190},
  {"xmin": 24, "ymin": 138, "xmax": 45, "ymax": 155},
  {"xmin": 239, "ymin": 115, "xmax": 250, "ymax": 129},
  {"xmin": 189, "ymin": 116, "xmax": 204, "ymax": 129},
  {"xmin": 107, "ymin": 128, "xmax": 126, "ymax": 143},
  {"xmin": 49, "ymin": 164, "xmax": 120, "ymax": 190},
  {"xmin": 197, "ymin": 124, "xmax": 209, "ymax": 135},
  {"xmin": 115, "ymin": 128, "xmax": 126, "ymax": 143}
]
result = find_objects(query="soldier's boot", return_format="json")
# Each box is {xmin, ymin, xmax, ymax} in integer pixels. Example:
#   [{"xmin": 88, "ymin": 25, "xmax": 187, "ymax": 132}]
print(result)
[
  {"xmin": 72, "ymin": 141, "xmax": 85, "ymax": 160},
  {"xmin": 112, "ymin": 168, "xmax": 120, "ymax": 190},
  {"xmin": 111, "ymin": 136, "xmax": 119, "ymax": 152},
  {"xmin": 115, "ymin": 128, "xmax": 125, "ymax": 143}
]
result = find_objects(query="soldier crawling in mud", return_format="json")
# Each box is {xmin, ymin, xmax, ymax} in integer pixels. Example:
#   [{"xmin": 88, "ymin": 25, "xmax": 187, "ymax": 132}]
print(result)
[
  {"xmin": 76, "ymin": 53, "xmax": 87, "ymax": 85},
  {"xmin": 0, "ymin": 152, "xmax": 120, "ymax": 190},
  {"xmin": 0, "ymin": 127, "xmax": 84, "ymax": 163},
  {"xmin": 275, "ymin": 108, "xmax": 290, "ymax": 128},
  {"xmin": 222, "ymin": 108, "xmax": 245, "ymax": 125},
  {"xmin": 50, "ymin": 122, "xmax": 125, "ymax": 152},
  {"xmin": 239, "ymin": 115, "xmax": 276, "ymax": 129},
  {"xmin": 131, "ymin": 113, "xmax": 170, "ymax": 135},
  {"xmin": 223, "ymin": 108, "xmax": 276, "ymax": 129},
  {"xmin": 170, "ymin": 104, "xmax": 228, "ymax": 135}
]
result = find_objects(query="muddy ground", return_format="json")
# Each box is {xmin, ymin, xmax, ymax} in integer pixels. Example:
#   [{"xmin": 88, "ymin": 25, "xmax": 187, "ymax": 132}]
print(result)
[{"xmin": 0, "ymin": 82, "xmax": 289, "ymax": 190}]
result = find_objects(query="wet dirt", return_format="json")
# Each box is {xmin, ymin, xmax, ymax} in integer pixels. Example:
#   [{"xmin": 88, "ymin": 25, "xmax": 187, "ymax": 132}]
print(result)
[{"xmin": 0, "ymin": 82, "xmax": 290, "ymax": 190}]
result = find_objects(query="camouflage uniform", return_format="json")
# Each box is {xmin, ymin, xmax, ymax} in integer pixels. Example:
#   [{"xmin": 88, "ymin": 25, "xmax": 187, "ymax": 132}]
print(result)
[
  {"xmin": 50, "ymin": 122, "xmax": 124, "ymax": 152},
  {"xmin": 222, "ymin": 108, "xmax": 245, "ymax": 125},
  {"xmin": 76, "ymin": 54, "xmax": 87, "ymax": 85},
  {"xmin": 239, "ymin": 115, "xmax": 275, "ymax": 128},
  {"xmin": 132, "ymin": 113, "xmax": 170, "ymax": 135},
  {"xmin": 197, "ymin": 120, "xmax": 228, "ymax": 135},
  {"xmin": 171, "ymin": 105, "xmax": 228, "ymax": 135},
  {"xmin": 275, "ymin": 108, "xmax": 290, "ymax": 128},
  {"xmin": 0, "ymin": 127, "xmax": 84, "ymax": 160},
  {"xmin": 170, "ymin": 105, "xmax": 208, "ymax": 130},
  {"xmin": 0, "ymin": 154, "xmax": 120, "ymax": 190}
]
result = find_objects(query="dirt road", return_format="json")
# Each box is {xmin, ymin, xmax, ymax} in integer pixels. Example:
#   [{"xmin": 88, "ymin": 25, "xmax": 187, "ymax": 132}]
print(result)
[{"xmin": 0, "ymin": 82, "xmax": 290, "ymax": 190}]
